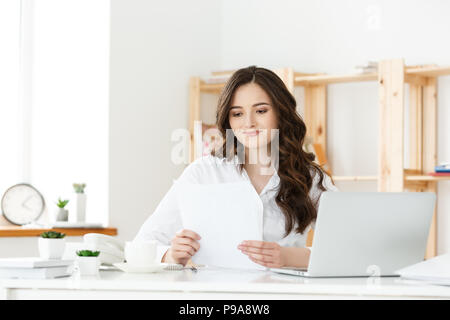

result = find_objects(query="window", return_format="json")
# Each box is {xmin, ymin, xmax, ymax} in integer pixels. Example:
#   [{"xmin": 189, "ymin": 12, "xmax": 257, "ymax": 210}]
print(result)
[
  {"xmin": 0, "ymin": 0, "xmax": 110, "ymax": 226},
  {"xmin": 0, "ymin": 0, "xmax": 22, "ymax": 203}
]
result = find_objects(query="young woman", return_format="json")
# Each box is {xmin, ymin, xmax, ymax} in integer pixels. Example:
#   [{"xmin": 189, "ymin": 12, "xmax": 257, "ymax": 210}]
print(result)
[{"xmin": 135, "ymin": 66, "xmax": 337, "ymax": 269}]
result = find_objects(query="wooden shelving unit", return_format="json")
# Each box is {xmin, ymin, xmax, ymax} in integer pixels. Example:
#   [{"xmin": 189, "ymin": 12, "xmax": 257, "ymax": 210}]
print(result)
[
  {"xmin": 189, "ymin": 60, "xmax": 450, "ymax": 258},
  {"xmin": 295, "ymin": 59, "xmax": 450, "ymax": 259}
]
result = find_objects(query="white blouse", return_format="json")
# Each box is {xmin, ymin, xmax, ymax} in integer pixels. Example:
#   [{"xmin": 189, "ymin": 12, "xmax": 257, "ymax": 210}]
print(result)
[{"xmin": 134, "ymin": 155, "xmax": 338, "ymax": 262}]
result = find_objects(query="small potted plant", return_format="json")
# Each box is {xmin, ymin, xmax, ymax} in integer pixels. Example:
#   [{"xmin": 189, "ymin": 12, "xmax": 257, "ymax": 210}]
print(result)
[
  {"xmin": 55, "ymin": 198, "xmax": 69, "ymax": 221},
  {"xmin": 76, "ymin": 250, "xmax": 101, "ymax": 275},
  {"xmin": 38, "ymin": 231, "xmax": 66, "ymax": 259},
  {"xmin": 73, "ymin": 183, "xmax": 87, "ymax": 223}
]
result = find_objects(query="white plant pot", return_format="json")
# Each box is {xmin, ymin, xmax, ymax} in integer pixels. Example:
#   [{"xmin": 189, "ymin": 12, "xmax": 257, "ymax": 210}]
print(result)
[
  {"xmin": 55, "ymin": 208, "xmax": 69, "ymax": 221},
  {"xmin": 76, "ymin": 193, "xmax": 87, "ymax": 222},
  {"xmin": 38, "ymin": 238, "xmax": 66, "ymax": 259},
  {"xmin": 77, "ymin": 256, "xmax": 100, "ymax": 276}
]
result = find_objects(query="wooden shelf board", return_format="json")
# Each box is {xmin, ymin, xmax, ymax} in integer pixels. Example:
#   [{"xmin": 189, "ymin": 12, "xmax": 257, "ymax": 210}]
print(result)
[
  {"xmin": 331, "ymin": 175, "xmax": 449, "ymax": 185},
  {"xmin": 199, "ymin": 65, "xmax": 450, "ymax": 91},
  {"xmin": 405, "ymin": 175, "xmax": 450, "ymax": 181},
  {"xmin": 406, "ymin": 66, "xmax": 450, "ymax": 78},
  {"xmin": 0, "ymin": 226, "xmax": 118, "ymax": 237},
  {"xmin": 332, "ymin": 175, "xmax": 450, "ymax": 182},
  {"xmin": 295, "ymin": 73, "xmax": 378, "ymax": 86},
  {"xmin": 332, "ymin": 176, "xmax": 378, "ymax": 181},
  {"xmin": 294, "ymin": 72, "xmax": 327, "ymax": 77}
]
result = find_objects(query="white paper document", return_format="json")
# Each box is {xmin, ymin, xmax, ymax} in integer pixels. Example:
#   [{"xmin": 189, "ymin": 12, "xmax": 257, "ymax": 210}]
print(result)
[
  {"xmin": 175, "ymin": 181, "xmax": 263, "ymax": 270},
  {"xmin": 396, "ymin": 253, "xmax": 450, "ymax": 285}
]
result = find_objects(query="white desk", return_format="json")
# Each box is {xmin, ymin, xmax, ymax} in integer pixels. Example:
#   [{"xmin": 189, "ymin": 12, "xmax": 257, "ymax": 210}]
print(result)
[{"xmin": 1, "ymin": 267, "xmax": 450, "ymax": 300}]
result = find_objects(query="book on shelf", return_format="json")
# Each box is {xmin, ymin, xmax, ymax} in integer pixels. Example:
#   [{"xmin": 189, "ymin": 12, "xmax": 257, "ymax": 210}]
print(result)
[
  {"xmin": 0, "ymin": 266, "xmax": 71, "ymax": 279},
  {"xmin": 354, "ymin": 61, "xmax": 378, "ymax": 74},
  {"xmin": 0, "ymin": 257, "xmax": 73, "ymax": 269},
  {"xmin": 355, "ymin": 61, "xmax": 378, "ymax": 68},
  {"xmin": 428, "ymin": 172, "xmax": 450, "ymax": 176},
  {"xmin": 354, "ymin": 67, "xmax": 378, "ymax": 74},
  {"xmin": 435, "ymin": 164, "xmax": 450, "ymax": 173}
]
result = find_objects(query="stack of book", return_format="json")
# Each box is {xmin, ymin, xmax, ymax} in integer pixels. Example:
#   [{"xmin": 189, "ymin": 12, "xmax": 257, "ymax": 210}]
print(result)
[
  {"xmin": 429, "ymin": 163, "xmax": 450, "ymax": 177},
  {"xmin": 0, "ymin": 257, "xmax": 73, "ymax": 279},
  {"xmin": 396, "ymin": 253, "xmax": 450, "ymax": 286}
]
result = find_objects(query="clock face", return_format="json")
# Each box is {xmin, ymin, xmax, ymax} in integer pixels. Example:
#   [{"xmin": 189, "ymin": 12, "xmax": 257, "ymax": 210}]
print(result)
[{"xmin": 1, "ymin": 184, "xmax": 45, "ymax": 225}]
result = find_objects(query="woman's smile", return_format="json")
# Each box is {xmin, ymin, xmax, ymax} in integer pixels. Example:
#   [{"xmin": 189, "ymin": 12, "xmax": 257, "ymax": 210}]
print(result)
[{"xmin": 243, "ymin": 129, "xmax": 260, "ymax": 136}]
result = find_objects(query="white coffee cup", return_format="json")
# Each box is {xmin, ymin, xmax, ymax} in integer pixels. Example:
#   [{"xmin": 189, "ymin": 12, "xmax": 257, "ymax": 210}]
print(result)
[{"xmin": 125, "ymin": 241, "xmax": 157, "ymax": 266}]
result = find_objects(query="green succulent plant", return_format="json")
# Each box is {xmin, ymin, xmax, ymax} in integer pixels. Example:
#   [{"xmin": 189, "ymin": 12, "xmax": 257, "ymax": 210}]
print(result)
[
  {"xmin": 73, "ymin": 183, "xmax": 86, "ymax": 194},
  {"xmin": 40, "ymin": 231, "xmax": 66, "ymax": 239},
  {"xmin": 56, "ymin": 198, "xmax": 69, "ymax": 208},
  {"xmin": 76, "ymin": 250, "xmax": 100, "ymax": 257}
]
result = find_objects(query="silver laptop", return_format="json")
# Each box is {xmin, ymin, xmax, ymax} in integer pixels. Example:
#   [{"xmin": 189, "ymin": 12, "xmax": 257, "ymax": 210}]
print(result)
[{"xmin": 270, "ymin": 192, "xmax": 436, "ymax": 278}]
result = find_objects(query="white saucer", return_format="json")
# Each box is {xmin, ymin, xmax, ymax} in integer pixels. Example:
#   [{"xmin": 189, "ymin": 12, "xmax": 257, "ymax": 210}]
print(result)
[{"xmin": 113, "ymin": 262, "xmax": 167, "ymax": 273}]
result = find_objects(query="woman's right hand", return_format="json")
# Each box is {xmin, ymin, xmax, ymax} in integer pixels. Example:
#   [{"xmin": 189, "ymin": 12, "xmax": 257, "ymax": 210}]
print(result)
[{"xmin": 162, "ymin": 229, "xmax": 201, "ymax": 266}]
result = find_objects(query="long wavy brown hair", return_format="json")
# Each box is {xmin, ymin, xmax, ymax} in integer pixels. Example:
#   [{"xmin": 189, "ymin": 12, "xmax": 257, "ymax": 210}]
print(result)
[{"xmin": 212, "ymin": 66, "xmax": 331, "ymax": 236}]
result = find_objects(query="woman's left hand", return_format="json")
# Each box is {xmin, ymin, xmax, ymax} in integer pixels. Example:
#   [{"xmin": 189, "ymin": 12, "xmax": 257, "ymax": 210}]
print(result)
[{"xmin": 238, "ymin": 240, "xmax": 286, "ymax": 268}]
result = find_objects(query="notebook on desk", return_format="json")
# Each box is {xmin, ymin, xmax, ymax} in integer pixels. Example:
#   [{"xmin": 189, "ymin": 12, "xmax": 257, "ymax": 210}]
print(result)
[
  {"xmin": 0, "ymin": 266, "xmax": 71, "ymax": 279},
  {"xmin": 271, "ymin": 192, "xmax": 436, "ymax": 278},
  {"xmin": 0, "ymin": 257, "xmax": 73, "ymax": 268},
  {"xmin": 0, "ymin": 257, "xmax": 74, "ymax": 279},
  {"xmin": 396, "ymin": 253, "xmax": 450, "ymax": 285}
]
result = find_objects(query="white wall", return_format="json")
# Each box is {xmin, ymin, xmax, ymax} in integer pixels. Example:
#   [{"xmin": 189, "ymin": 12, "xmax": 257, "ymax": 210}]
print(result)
[
  {"xmin": 219, "ymin": 0, "xmax": 450, "ymax": 254},
  {"xmin": 109, "ymin": 0, "xmax": 222, "ymax": 242}
]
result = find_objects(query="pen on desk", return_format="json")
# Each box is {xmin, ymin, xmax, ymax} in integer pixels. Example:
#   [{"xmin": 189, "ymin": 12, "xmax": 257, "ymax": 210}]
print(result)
[
  {"xmin": 163, "ymin": 263, "xmax": 198, "ymax": 271},
  {"xmin": 186, "ymin": 260, "xmax": 198, "ymax": 272},
  {"xmin": 188, "ymin": 261, "xmax": 198, "ymax": 272}
]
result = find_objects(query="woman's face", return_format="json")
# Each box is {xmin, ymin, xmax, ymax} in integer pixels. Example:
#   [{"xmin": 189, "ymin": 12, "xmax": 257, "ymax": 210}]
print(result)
[{"xmin": 228, "ymin": 82, "xmax": 278, "ymax": 152}]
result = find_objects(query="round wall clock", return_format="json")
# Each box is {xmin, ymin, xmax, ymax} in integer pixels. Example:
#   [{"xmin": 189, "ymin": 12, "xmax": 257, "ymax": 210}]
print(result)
[{"xmin": 1, "ymin": 183, "xmax": 46, "ymax": 225}]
